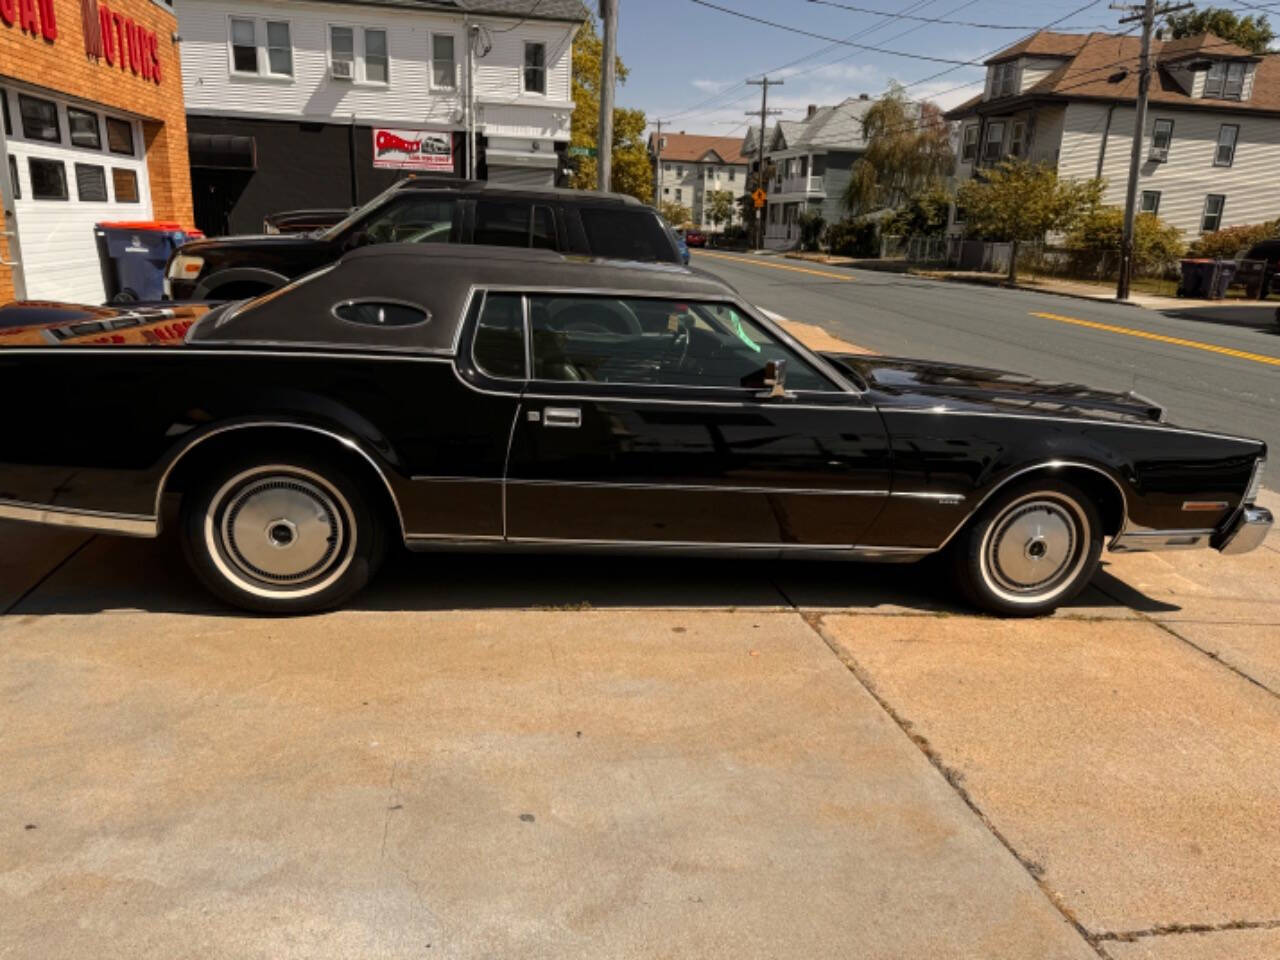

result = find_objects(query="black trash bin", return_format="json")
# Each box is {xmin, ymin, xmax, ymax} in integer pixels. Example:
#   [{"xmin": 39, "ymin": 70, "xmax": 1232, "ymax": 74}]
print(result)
[
  {"xmin": 94, "ymin": 221, "xmax": 202, "ymax": 303},
  {"xmin": 1177, "ymin": 258, "xmax": 1217, "ymax": 298}
]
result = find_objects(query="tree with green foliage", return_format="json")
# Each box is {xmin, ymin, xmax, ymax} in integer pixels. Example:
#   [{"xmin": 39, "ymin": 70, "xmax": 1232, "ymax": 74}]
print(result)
[
  {"xmin": 885, "ymin": 185, "xmax": 953, "ymax": 237},
  {"xmin": 843, "ymin": 84, "xmax": 953, "ymax": 216},
  {"xmin": 659, "ymin": 201, "xmax": 692, "ymax": 227},
  {"xmin": 956, "ymin": 160, "xmax": 1104, "ymax": 283},
  {"xmin": 1065, "ymin": 207, "xmax": 1186, "ymax": 278},
  {"xmin": 707, "ymin": 190, "xmax": 735, "ymax": 230},
  {"xmin": 569, "ymin": 15, "xmax": 653, "ymax": 203},
  {"xmin": 1166, "ymin": 7, "xmax": 1273, "ymax": 54}
]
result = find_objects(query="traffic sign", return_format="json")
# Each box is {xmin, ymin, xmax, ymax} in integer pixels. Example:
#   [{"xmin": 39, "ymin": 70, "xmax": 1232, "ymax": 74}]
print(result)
[
  {"xmin": 752, "ymin": 188, "xmax": 767, "ymax": 209},
  {"xmin": 568, "ymin": 146, "xmax": 598, "ymax": 157}
]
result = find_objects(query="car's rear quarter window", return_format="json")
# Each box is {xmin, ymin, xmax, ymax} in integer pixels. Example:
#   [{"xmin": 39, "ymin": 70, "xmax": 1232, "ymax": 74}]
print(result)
[{"xmin": 578, "ymin": 208, "xmax": 678, "ymax": 263}]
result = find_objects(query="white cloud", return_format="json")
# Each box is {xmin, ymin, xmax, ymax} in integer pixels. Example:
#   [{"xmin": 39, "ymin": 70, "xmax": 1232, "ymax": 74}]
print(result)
[{"xmin": 690, "ymin": 78, "xmax": 735, "ymax": 93}]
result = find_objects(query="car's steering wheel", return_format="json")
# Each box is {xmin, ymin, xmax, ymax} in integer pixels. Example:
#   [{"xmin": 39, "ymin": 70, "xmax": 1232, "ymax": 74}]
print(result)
[{"xmin": 664, "ymin": 317, "xmax": 692, "ymax": 371}]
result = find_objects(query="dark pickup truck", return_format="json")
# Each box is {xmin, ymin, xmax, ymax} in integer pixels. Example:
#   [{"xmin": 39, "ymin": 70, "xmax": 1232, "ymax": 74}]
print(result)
[{"xmin": 165, "ymin": 179, "xmax": 682, "ymax": 301}]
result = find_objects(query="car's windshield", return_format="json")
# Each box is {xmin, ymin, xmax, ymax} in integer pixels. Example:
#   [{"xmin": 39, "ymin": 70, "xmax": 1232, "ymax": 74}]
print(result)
[{"xmin": 317, "ymin": 183, "xmax": 406, "ymax": 241}]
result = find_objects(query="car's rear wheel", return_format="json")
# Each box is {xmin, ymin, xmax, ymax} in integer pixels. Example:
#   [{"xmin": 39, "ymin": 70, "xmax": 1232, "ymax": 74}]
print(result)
[
  {"xmin": 181, "ymin": 453, "xmax": 386, "ymax": 614},
  {"xmin": 950, "ymin": 478, "xmax": 1102, "ymax": 617}
]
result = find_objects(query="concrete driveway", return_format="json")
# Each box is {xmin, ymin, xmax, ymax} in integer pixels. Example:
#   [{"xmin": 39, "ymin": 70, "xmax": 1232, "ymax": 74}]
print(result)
[{"xmin": 3, "ymin": 490, "xmax": 1279, "ymax": 959}]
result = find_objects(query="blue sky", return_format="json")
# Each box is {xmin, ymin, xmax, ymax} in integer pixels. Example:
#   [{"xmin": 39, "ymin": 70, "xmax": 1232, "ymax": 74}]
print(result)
[{"xmin": 608, "ymin": 0, "xmax": 1138, "ymax": 137}]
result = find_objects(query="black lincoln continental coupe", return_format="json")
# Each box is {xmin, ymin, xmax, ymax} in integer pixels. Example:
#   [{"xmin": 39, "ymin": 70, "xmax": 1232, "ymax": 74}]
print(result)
[{"xmin": 0, "ymin": 246, "xmax": 1270, "ymax": 615}]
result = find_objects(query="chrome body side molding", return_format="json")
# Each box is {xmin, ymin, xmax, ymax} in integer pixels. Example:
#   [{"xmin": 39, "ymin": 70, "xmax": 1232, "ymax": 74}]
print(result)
[{"xmin": 0, "ymin": 499, "xmax": 158, "ymax": 537}]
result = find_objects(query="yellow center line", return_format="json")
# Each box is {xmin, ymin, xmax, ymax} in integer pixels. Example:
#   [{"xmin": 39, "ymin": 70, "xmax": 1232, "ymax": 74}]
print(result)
[
  {"xmin": 1030, "ymin": 311, "xmax": 1280, "ymax": 368},
  {"xmin": 697, "ymin": 250, "xmax": 856, "ymax": 282}
]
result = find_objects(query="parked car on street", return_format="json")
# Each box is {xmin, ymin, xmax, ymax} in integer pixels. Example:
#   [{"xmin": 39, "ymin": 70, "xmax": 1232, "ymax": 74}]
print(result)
[
  {"xmin": 684, "ymin": 229, "xmax": 707, "ymax": 248},
  {"xmin": 1, "ymin": 246, "xmax": 1269, "ymax": 616},
  {"xmin": 165, "ymin": 180, "xmax": 681, "ymax": 301},
  {"xmin": 1238, "ymin": 238, "xmax": 1280, "ymax": 300},
  {"xmin": 263, "ymin": 208, "xmax": 352, "ymax": 235}
]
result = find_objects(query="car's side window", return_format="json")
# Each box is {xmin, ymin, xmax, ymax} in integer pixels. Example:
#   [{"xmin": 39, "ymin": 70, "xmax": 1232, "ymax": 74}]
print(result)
[
  {"xmin": 527, "ymin": 295, "xmax": 838, "ymax": 391},
  {"xmin": 359, "ymin": 197, "xmax": 457, "ymax": 245},
  {"xmin": 472, "ymin": 293, "xmax": 527, "ymax": 380},
  {"xmin": 473, "ymin": 201, "xmax": 557, "ymax": 250}
]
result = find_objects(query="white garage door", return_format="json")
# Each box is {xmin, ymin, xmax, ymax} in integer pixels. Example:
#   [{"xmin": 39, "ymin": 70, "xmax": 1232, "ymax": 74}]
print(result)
[{"xmin": 2, "ymin": 84, "xmax": 153, "ymax": 304}]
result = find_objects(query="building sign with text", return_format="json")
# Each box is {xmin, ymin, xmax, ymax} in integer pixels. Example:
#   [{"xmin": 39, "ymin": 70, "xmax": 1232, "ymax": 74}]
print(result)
[
  {"xmin": 373, "ymin": 129, "xmax": 453, "ymax": 171},
  {"xmin": 0, "ymin": 0, "xmax": 58, "ymax": 42},
  {"xmin": 82, "ymin": 0, "xmax": 163, "ymax": 84}
]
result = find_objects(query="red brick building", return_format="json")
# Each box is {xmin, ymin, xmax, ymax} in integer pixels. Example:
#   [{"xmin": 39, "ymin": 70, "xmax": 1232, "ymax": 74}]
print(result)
[{"xmin": 1, "ymin": 0, "xmax": 193, "ymax": 302}]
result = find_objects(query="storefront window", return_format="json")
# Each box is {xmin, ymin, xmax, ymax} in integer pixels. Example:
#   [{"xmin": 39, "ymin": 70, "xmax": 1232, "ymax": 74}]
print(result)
[
  {"xmin": 106, "ymin": 118, "xmax": 134, "ymax": 156},
  {"xmin": 28, "ymin": 158, "xmax": 68, "ymax": 200},
  {"xmin": 75, "ymin": 164, "xmax": 108, "ymax": 202},
  {"xmin": 19, "ymin": 95, "xmax": 60, "ymax": 143},
  {"xmin": 112, "ymin": 168, "xmax": 140, "ymax": 203},
  {"xmin": 68, "ymin": 108, "xmax": 102, "ymax": 149}
]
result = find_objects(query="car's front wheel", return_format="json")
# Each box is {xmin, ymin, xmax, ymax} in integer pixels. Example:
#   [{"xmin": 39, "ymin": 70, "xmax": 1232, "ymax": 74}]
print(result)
[
  {"xmin": 950, "ymin": 478, "xmax": 1102, "ymax": 617},
  {"xmin": 181, "ymin": 453, "xmax": 386, "ymax": 614}
]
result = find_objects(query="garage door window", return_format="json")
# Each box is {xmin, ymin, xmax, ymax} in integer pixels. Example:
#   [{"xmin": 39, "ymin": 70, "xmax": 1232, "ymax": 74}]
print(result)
[
  {"xmin": 75, "ymin": 164, "xmax": 108, "ymax": 202},
  {"xmin": 68, "ymin": 107, "xmax": 102, "ymax": 149},
  {"xmin": 19, "ymin": 95, "xmax": 60, "ymax": 143},
  {"xmin": 106, "ymin": 117, "xmax": 134, "ymax": 156},
  {"xmin": 6, "ymin": 156, "xmax": 19, "ymax": 200},
  {"xmin": 112, "ymin": 168, "xmax": 139, "ymax": 203},
  {"xmin": 28, "ymin": 158, "xmax": 68, "ymax": 200}
]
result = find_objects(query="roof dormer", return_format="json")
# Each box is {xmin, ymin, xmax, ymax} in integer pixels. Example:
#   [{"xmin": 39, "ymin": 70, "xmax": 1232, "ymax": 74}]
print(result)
[{"xmin": 1157, "ymin": 33, "xmax": 1260, "ymax": 102}]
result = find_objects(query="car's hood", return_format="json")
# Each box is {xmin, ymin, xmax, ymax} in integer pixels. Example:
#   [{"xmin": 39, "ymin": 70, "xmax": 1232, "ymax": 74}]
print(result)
[
  {"xmin": 823, "ymin": 353, "xmax": 1165, "ymax": 423},
  {"xmin": 0, "ymin": 301, "xmax": 213, "ymax": 345},
  {"xmin": 181, "ymin": 234, "xmax": 329, "ymax": 255}
]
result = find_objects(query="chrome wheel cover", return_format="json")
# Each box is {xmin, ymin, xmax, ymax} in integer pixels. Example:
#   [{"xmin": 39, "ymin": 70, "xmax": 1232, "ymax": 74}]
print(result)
[
  {"xmin": 204, "ymin": 466, "xmax": 357, "ymax": 600},
  {"xmin": 979, "ymin": 492, "xmax": 1091, "ymax": 605}
]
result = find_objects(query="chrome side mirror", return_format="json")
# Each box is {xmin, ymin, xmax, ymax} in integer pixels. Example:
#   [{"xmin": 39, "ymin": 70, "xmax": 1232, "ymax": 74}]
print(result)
[{"xmin": 756, "ymin": 358, "xmax": 794, "ymax": 399}]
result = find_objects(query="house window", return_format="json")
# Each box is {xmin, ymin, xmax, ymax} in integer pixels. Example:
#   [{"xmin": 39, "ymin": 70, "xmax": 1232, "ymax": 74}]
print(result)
[
  {"xmin": 1009, "ymin": 121, "xmax": 1026, "ymax": 158},
  {"xmin": 1150, "ymin": 118, "xmax": 1173, "ymax": 161},
  {"xmin": 524, "ymin": 42, "xmax": 546, "ymax": 94},
  {"xmin": 961, "ymin": 124, "xmax": 978, "ymax": 162},
  {"xmin": 67, "ymin": 107, "xmax": 101, "ymax": 149},
  {"xmin": 664, "ymin": 163, "xmax": 671, "ymax": 172},
  {"xmin": 663, "ymin": 187, "xmax": 670, "ymax": 195},
  {"xmin": 230, "ymin": 17, "xmax": 257, "ymax": 73},
  {"xmin": 675, "ymin": 188, "xmax": 682, "ymax": 202},
  {"xmin": 728, "ymin": 169, "xmax": 735, "ymax": 181},
  {"xmin": 6, "ymin": 155, "xmax": 20, "ymax": 200},
  {"xmin": 982, "ymin": 121, "xmax": 1005, "ymax": 162},
  {"xmin": 75, "ymin": 163, "xmax": 108, "ymax": 202},
  {"xmin": 330, "ymin": 25, "xmax": 355, "ymax": 75},
  {"xmin": 364, "ymin": 29, "xmax": 388, "ymax": 83},
  {"xmin": 106, "ymin": 117, "xmax": 134, "ymax": 156},
  {"xmin": 19, "ymin": 95, "xmax": 60, "ymax": 143},
  {"xmin": 432, "ymin": 34, "xmax": 456, "ymax": 89},
  {"xmin": 1140, "ymin": 191, "xmax": 1160, "ymax": 215},
  {"xmin": 1201, "ymin": 194, "xmax": 1225, "ymax": 232},
  {"xmin": 991, "ymin": 61, "xmax": 1017, "ymax": 97},
  {"xmin": 28, "ymin": 158, "xmax": 68, "ymax": 200},
  {"xmin": 1215, "ymin": 124, "xmax": 1239, "ymax": 167},
  {"xmin": 266, "ymin": 21, "xmax": 293, "ymax": 76},
  {"xmin": 1204, "ymin": 61, "xmax": 1245, "ymax": 100}
]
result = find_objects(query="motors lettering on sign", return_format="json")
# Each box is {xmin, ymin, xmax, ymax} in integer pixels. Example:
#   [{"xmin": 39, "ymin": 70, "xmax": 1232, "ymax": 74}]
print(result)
[
  {"xmin": 0, "ymin": 0, "xmax": 57, "ymax": 41},
  {"xmin": 82, "ymin": 0, "xmax": 162, "ymax": 84}
]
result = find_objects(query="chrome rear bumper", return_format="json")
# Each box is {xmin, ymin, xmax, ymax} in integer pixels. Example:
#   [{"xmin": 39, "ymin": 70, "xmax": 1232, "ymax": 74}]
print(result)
[{"xmin": 1215, "ymin": 505, "xmax": 1274, "ymax": 556}]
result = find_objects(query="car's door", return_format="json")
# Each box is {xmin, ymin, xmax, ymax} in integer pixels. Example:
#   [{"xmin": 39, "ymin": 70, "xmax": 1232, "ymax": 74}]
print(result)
[{"xmin": 500, "ymin": 292, "xmax": 892, "ymax": 547}]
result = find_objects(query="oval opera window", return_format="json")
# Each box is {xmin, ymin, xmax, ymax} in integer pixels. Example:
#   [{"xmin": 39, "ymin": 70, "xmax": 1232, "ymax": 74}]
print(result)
[{"xmin": 332, "ymin": 299, "xmax": 431, "ymax": 327}]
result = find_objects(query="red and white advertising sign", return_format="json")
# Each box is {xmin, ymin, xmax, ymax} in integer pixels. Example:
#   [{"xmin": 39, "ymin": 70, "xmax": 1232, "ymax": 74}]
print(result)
[{"xmin": 372, "ymin": 129, "xmax": 453, "ymax": 171}]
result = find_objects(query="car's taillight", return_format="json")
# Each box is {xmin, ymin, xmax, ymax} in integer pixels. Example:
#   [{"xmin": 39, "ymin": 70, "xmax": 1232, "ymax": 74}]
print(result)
[{"xmin": 1246, "ymin": 459, "xmax": 1266, "ymax": 503}]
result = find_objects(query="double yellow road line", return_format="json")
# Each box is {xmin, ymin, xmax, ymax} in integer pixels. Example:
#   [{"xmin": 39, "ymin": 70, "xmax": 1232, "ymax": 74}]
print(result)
[
  {"xmin": 696, "ymin": 250, "xmax": 856, "ymax": 282},
  {"xmin": 1031, "ymin": 311, "xmax": 1280, "ymax": 369}
]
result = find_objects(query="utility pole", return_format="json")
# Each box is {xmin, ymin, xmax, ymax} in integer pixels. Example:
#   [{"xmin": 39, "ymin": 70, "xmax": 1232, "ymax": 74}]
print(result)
[
  {"xmin": 652, "ymin": 118, "xmax": 663, "ymax": 208},
  {"xmin": 1113, "ymin": 0, "xmax": 1192, "ymax": 299},
  {"xmin": 746, "ymin": 77, "xmax": 782, "ymax": 250},
  {"xmin": 597, "ymin": 0, "xmax": 618, "ymax": 192}
]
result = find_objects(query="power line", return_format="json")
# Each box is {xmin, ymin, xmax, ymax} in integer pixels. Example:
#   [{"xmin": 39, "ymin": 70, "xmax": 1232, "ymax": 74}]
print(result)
[
  {"xmin": 804, "ymin": 0, "xmax": 1090, "ymax": 30},
  {"xmin": 688, "ymin": 0, "xmax": 985, "ymax": 65}
]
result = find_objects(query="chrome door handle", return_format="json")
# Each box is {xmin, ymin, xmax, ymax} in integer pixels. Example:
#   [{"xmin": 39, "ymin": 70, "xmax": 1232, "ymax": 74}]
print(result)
[{"xmin": 543, "ymin": 406, "xmax": 582, "ymax": 428}]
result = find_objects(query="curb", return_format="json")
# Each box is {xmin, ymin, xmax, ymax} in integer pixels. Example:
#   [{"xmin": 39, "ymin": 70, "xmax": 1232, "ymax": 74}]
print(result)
[{"xmin": 917, "ymin": 272, "xmax": 1151, "ymax": 309}]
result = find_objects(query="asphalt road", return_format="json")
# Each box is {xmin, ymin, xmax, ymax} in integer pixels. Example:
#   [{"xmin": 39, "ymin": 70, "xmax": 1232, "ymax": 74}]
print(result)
[{"xmin": 693, "ymin": 251, "xmax": 1280, "ymax": 458}]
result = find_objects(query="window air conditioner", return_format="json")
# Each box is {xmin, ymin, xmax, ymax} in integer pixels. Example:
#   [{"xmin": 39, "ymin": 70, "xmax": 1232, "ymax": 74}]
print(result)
[{"xmin": 331, "ymin": 59, "xmax": 355, "ymax": 80}]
